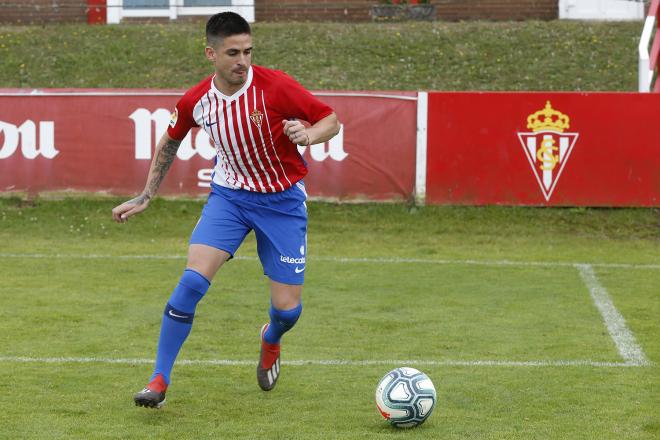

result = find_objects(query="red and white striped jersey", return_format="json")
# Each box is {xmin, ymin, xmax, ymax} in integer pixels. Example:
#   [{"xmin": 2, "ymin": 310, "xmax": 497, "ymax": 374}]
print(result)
[{"xmin": 167, "ymin": 65, "xmax": 334, "ymax": 193}]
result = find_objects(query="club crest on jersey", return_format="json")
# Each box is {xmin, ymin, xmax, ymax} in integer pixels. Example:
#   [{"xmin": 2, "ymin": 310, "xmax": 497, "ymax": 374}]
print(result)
[
  {"xmin": 517, "ymin": 101, "xmax": 579, "ymax": 201},
  {"xmin": 169, "ymin": 107, "xmax": 178, "ymax": 128},
  {"xmin": 250, "ymin": 109, "xmax": 263, "ymax": 129}
]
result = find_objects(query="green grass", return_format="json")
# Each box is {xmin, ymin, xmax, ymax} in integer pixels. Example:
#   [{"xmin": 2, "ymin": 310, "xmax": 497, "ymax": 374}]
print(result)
[
  {"xmin": 0, "ymin": 197, "xmax": 658, "ymax": 438},
  {"xmin": 0, "ymin": 16, "xmax": 656, "ymax": 438},
  {"xmin": 0, "ymin": 21, "xmax": 643, "ymax": 91}
]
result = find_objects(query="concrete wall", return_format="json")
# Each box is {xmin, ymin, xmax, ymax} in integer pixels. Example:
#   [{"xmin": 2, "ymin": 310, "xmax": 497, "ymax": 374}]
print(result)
[
  {"xmin": 256, "ymin": 0, "xmax": 558, "ymax": 22},
  {"xmin": 0, "ymin": 0, "xmax": 559, "ymax": 24},
  {"xmin": 0, "ymin": 0, "xmax": 87, "ymax": 24}
]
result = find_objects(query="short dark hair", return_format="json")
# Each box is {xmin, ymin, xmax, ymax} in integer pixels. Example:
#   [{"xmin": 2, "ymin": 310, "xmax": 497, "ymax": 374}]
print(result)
[{"xmin": 206, "ymin": 12, "xmax": 251, "ymax": 46}]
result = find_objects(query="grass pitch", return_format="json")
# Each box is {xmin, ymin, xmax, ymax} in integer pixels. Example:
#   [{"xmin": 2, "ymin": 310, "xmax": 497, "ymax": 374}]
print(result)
[
  {"xmin": 0, "ymin": 197, "xmax": 658, "ymax": 439},
  {"xmin": 0, "ymin": 21, "xmax": 642, "ymax": 91}
]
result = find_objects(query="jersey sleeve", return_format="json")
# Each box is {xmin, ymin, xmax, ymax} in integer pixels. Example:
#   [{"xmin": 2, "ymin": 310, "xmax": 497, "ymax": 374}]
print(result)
[
  {"xmin": 275, "ymin": 72, "xmax": 334, "ymax": 124},
  {"xmin": 167, "ymin": 93, "xmax": 197, "ymax": 141}
]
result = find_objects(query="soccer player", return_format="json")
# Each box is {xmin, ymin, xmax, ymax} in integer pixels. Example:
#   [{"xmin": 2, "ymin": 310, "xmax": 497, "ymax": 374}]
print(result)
[{"xmin": 111, "ymin": 12, "xmax": 340, "ymax": 408}]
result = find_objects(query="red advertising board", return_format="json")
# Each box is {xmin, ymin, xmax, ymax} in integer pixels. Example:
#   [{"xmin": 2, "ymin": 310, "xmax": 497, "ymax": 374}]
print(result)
[
  {"xmin": 0, "ymin": 90, "xmax": 417, "ymax": 201},
  {"xmin": 2, "ymin": 90, "xmax": 658, "ymax": 206},
  {"xmin": 426, "ymin": 92, "xmax": 659, "ymax": 206}
]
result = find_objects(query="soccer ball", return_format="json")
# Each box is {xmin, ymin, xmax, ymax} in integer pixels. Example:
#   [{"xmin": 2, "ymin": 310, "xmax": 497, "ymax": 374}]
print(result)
[{"xmin": 375, "ymin": 367, "xmax": 436, "ymax": 428}]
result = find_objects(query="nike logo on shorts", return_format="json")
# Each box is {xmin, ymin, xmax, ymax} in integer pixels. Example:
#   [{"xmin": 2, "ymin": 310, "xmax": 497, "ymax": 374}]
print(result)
[{"xmin": 295, "ymin": 266, "xmax": 305, "ymax": 273}]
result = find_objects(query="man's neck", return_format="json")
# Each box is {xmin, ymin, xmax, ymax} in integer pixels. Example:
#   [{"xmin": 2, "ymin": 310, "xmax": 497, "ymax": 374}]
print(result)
[{"xmin": 213, "ymin": 75, "xmax": 245, "ymax": 96}]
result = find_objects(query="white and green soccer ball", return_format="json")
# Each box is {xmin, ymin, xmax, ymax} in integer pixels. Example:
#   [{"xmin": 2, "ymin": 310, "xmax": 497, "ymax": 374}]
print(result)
[{"xmin": 375, "ymin": 367, "xmax": 436, "ymax": 428}]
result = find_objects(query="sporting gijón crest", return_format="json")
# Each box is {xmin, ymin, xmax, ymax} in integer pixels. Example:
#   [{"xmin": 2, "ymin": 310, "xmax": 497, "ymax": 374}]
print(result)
[
  {"xmin": 249, "ymin": 109, "xmax": 263, "ymax": 129},
  {"xmin": 517, "ymin": 101, "xmax": 579, "ymax": 201}
]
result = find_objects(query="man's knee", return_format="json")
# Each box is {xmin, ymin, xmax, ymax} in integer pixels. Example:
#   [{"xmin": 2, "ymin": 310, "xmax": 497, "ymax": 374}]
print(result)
[
  {"xmin": 270, "ymin": 280, "xmax": 302, "ymax": 310},
  {"xmin": 186, "ymin": 244, "xmax": 231, "ymax": 280}
]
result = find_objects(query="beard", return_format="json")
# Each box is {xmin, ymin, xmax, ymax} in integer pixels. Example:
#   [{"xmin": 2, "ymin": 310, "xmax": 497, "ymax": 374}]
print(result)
[
  {"xmin": 214, "ymin": 65, "xmax": 249, "ymax": 92},
  {"xmin": 226, "ymin": 68, "xmax": 247, "ymax": 85}
]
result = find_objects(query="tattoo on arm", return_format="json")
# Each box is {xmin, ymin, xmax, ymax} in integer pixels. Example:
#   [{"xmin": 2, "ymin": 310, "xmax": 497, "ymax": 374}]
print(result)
[
  {"xmin": 144, "ymin": 138, "xmax": 181, "ymax": 199},
  {"xmin": 127, "ymin": 193, "xmax": 151, "ymax": 205}
]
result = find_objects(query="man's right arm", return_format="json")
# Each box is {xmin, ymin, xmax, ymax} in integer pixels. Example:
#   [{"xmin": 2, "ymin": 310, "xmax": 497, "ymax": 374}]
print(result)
[{"xmin": 111, "ymin": 133, "xmax": 182, "ymax": 223}]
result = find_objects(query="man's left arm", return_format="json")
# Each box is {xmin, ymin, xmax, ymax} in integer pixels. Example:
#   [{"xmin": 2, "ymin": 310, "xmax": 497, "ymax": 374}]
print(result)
[{"xmin": 282, "ymin": 113, "xmax": 340, "ymax": 146}]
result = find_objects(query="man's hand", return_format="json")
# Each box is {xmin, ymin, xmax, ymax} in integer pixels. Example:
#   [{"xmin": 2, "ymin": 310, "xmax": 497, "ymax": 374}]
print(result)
[
  {"xmin": 282, "ymin": 119, "xmax": 310, "ymax": 146},
  {"xmin": 112, "ymin": 133, "xmax": 180, "ymax": 224},
  {"xmin": 111, "ymin": 193, "xmax": 151, "ymax": 223}
]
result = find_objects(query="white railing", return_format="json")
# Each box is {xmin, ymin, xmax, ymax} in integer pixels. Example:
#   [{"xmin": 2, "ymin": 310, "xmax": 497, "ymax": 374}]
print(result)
[
  {"xmin": 639, "ymin": 0, "xmax": 659, "ymax": 92},
  {"xmin": 106, "ymin": 0, "xmax": 255, "ymax": 24},
  {"xmin": 560, "ymin": 0, "xmax": 645, "ymax": 21}
]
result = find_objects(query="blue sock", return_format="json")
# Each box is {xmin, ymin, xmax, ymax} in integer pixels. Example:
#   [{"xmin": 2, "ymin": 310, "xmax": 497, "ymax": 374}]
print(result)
[
  {"xmin": 151, "ymin": 269, "xmax": 210, "ymax": 384},
  {"xmin": 264, "ymin": 303, "xmax": 302, "ymax": 344}
]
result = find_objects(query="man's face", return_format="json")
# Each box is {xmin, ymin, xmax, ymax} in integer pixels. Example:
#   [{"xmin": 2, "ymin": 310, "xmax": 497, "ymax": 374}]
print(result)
[{"xmin": 206, "ymin": 33, "xmax": 252, "ymax": 87}]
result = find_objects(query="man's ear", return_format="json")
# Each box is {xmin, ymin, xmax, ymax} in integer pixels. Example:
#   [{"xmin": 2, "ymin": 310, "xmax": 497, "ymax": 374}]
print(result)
[{"xmin": 204, "ymin": 46, "xmax": 215, "ymax": 62}]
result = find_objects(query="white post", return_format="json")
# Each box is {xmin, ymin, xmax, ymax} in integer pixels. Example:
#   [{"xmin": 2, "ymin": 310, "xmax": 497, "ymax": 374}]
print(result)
[
  {"xmin": 639, "ymin": 16, "xmax": 656, "ymax": 92},
  {"xmin": 233, "ymin": 0, "xmax": 256, "ymax": 22},
  {"xmin": 415, "ymin": 92, "xmax": 428, "ymax": 206},
  {"xmin": 169, "ymin": 0, "xmax": 177, "ymax": 20},
  {"xmin": 106, "ymin": 0, "xmax": 122, "ymax": 24}
]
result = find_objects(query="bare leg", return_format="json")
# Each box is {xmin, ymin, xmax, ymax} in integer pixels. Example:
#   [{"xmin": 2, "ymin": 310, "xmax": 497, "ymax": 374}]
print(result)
[
  {"xmin": 269, "ymin": 279, "xmax": 302, "ymax": 310},
  {"xmin": 186, "ymin": 244, "xmax": 231, "ymax": 280}
]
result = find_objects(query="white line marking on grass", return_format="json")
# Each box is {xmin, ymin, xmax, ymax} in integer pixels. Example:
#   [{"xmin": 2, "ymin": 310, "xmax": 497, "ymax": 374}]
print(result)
[
  {"xmin": 1, "ymin": 253, "xmax": 659, "ymax": 270},
  {"xmin": 576, "ymin": 264, "xmax": 651, "ymax": 366},
  {"xmin": 0, "ymin": 356, "xmax": 646, "ymax": 368}
]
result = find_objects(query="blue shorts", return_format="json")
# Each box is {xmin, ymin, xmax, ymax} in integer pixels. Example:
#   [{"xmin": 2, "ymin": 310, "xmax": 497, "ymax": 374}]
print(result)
[{"xmin": 190, "ymin": 181, "xmax": 308, "ymax": 285}]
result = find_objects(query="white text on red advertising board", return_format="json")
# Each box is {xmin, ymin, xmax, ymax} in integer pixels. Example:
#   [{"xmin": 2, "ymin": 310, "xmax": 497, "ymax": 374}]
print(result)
[{"xmin": 0, "ymin": 119, "xmax": 59, "ymax": 159}]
